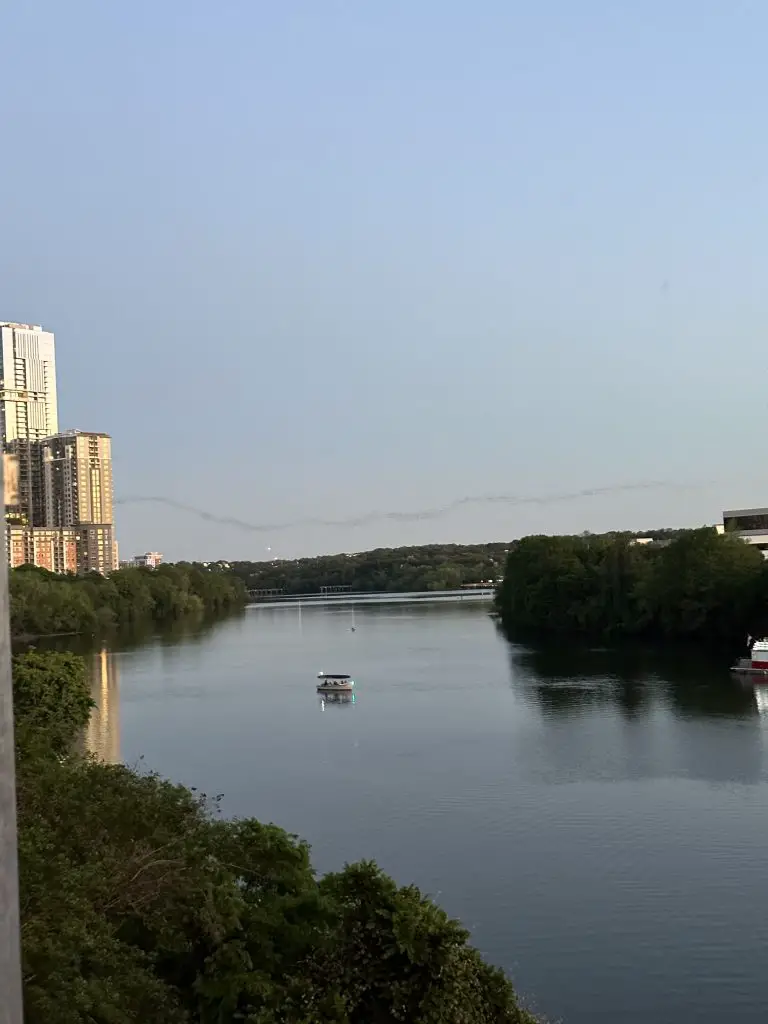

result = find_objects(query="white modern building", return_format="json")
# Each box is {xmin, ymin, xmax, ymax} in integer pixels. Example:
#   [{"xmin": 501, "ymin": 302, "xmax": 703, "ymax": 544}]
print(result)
[
  {"xmin": 722, "ymin": 508, "xmax": 768, "ymax": 555},
  {"xmin": 0, "ymin": 322, "xmax": 58, "ymax": 526},
  {"xmin": 0, "ymin": 322, "xmax": 58, "ymax": 444}
]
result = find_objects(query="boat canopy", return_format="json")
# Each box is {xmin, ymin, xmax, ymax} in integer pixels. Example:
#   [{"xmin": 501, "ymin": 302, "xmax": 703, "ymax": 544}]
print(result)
[{"xmin": 319, "ymin": 673, "xmax": 351, "ymax": 679}]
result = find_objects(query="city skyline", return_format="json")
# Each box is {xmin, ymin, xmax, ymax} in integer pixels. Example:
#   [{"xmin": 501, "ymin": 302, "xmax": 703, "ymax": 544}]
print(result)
[
  {"xmin": 0, "ymin": 322, "xmax": 118, "ymax": 573},
  {"xmin": 0, "ymin": 319, "xmax": 744, "ymax": 564},
  {"xmin": 6, "ymin": 4, "xmax": 768, "ymax": 561},
  {"xmin": 0, "ymin": 322, "xmax": 59, "ymax": 529}
]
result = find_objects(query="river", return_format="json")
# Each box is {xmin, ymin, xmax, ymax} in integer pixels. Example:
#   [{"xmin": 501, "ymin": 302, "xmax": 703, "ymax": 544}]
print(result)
[{"xmin": 83, "ymin": 598, "xmax": 768, "ymax": 1024}]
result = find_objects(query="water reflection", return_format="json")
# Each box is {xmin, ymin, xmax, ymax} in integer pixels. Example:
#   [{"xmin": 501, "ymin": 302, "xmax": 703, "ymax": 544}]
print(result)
[
  {"xmin": 507, "ymin": 641, "xmax": 768, "ymax": 785},
  {"xmin": 73, "ymin": 600, "xmax": 768, "ymax": 1024},
  {"xmin": 508, "ymin": 642, "xmax": 757, "ymax": 720},
  {"xmin": 86, "ymin": 648, "xmax": 120, "ymax": 763},
  {"xmin": 319, "ymin": 692, "xmax": 356, "ymax": 710},
  {"xmin": 750, "ymin": 683, "xmax": 768, "ymax": 716},
  {"xmin": 29, "ymin": 613, "xmax": 236, "ymax": 660}
]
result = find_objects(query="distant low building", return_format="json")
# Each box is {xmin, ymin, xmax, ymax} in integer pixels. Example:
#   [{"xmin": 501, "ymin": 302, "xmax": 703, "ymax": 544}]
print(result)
[
  {"xmin": 629, "ymin": 536, "xmax": 676, "ymax": 548},
  {"xmin": 133, "ymin": 551, "xmax": 163, "ymax": 568}
]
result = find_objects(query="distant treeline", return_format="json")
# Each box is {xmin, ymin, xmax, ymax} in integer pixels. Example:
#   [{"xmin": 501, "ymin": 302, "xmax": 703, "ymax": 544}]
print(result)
[
  {"xmin": 232, "ymin": 534, "xmax": 692, "ymax": 596},
  {"xmin": 233, "ymin": 543, "xmax": 514, "ymax": 594},
  {"xmin": 10, "ymin": 562, "xmax": 246, "ymax": 638},
  {"xmin": 496, "ymin": 528, "xmax": 766, "ymax": 647}
]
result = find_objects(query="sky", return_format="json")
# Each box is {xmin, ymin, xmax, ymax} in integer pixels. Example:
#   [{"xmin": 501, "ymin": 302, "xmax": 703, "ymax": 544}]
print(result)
[{"xmin": 2, "ymin": 0, "xmax": 768, "ymax": 561}]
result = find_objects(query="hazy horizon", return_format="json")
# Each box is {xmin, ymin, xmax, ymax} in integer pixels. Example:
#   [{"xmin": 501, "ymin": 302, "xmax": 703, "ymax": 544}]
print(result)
[{"xmin": 4, "ymin": 2, "xmax": 767, "ymax": 561}]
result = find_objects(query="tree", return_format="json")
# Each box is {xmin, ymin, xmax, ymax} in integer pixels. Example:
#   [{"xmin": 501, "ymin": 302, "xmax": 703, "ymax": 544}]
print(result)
[
  {"xmin": 8, "ymin": 563, "xmax": 246, "ymax": 639},
  {"xmin": 496, "ymin": 527, "xmax": 768, "ymax": 649},
  {"xmin": 636, "ymin": 528, "xmax": 764, "ymax": 642},
  {"xmin": 13, "ymin": 651, "xmax": 93, "ymax": 757},
  {"xmin": 318, "ymin": 861, "xmax": 536, "ymax": 1023}
]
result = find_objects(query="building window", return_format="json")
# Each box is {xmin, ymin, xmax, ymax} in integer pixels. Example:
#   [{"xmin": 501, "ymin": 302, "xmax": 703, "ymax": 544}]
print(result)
[{"xmin": 724, "ymin": 514, "xmax": 768, "ymax": 532}]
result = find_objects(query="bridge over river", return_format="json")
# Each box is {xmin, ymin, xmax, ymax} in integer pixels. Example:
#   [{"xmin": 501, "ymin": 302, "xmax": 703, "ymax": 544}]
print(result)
[{"xmin": 246, "ymin": 587, "xmax": 496, "ymax": 604}]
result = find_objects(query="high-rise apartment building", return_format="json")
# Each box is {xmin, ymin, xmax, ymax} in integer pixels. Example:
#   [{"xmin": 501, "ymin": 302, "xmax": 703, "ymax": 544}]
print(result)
[
  {"xmin": 0, "ymin": 323, "xmax": 58, "ymax": 443},
  {"xmin": 40, "ymin": 431, "xmax": 113, "ymax": 526},
  {"xmin": 0, "ymin": 322, "xmax": 119, "ymax": 575},
  {"xmin": 3, "ymin": 441, "xmax": 41, "ymax": 525},
  {"xmin": 38, "ymin": 431, "xmax": 116, "ymax": 574},
  {"xmin": 0, "ymin": 323, "xmax": 58, "ymax": 524}
]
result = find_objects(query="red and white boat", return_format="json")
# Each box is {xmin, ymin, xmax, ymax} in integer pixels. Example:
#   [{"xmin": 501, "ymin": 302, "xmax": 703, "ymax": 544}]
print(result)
[{"xmin": 731, "ymin": 639, "xmax": 768, "ymax": 678}]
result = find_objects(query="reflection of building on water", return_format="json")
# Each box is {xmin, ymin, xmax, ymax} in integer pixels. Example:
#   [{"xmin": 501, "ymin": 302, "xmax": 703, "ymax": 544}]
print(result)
[
  {"xmin": 86, "ymin": 649, "xmax": 120, "ymax": 763},
  {"xmin": 319, "ymin": 692, "xmax": 356, "ymax": 708},
  {"xmin": 753, "ymin": 686, "xmax": 768, "ymax": 716}
]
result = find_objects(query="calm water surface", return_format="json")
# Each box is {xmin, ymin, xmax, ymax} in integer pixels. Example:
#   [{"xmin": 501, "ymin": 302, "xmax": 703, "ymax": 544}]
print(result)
[{"xmin": 86, "ymin": 600, "xmax": 768, "ymax": 1024}]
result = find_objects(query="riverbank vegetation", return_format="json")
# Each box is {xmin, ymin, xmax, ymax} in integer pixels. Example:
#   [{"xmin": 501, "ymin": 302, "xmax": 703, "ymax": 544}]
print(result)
[
  {"xmin": 15, "ymin": 650, "xmax": 538, "ymax": 1023},
  {"xmin": 496, "ymin": 527, "xmax": 766, "ymax": 647},
  {"xmin": 233, "ymin": 543, "xmax": 511, "ymax": 594},
  {"xmin": 9, "ymin": 562, "xmax": 246, "ymax": 638},
  {"xmin": 233, "ymin": 533, "xmax": 693, "ymax": 597}
]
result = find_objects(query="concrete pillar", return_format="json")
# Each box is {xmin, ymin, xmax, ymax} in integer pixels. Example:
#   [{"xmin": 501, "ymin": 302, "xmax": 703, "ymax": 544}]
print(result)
[{"xmin": 0, "ymin": 450, "xmax": 23, "ymax": 1022}]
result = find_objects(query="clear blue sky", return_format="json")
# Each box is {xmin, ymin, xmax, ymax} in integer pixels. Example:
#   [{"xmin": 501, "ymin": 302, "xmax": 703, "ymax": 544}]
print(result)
[{"xmin": 3, "ymin": 1, "xmax": 767, "ymax": 560}]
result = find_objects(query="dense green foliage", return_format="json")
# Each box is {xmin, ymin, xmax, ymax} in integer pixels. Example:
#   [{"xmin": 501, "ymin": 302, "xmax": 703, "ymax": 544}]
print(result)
[
  {"xmin": 12, "ymin": 651, "xmax": 94, "ymax": 757},
  {"xmin": 9, "ymin": 562, "xmax": 246, "ymax": 638},
  {"xmin": 234, "ymin": 533, "xmax": 694, "ymax": 597},
  {"xmin": 15, "ymin": 651, "xmax": 538, "ymax": 1023},
  {"xmin": 232, "ymin": 543, "xmax": 510, "ymax": 595},
  {"xmin": 496, "ymin": 528, "xmax": 768, "ymax": 646}
]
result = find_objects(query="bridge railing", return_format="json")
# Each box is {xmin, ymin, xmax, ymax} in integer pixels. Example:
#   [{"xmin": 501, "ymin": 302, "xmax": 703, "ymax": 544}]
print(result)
[{"xmin": 247, "ymin": 587, "xmax": 495, "ymax": 603}]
